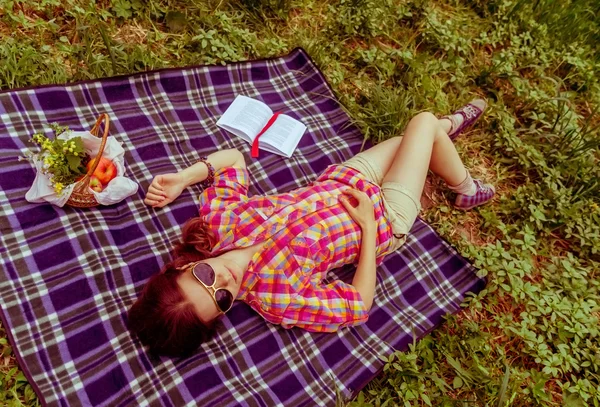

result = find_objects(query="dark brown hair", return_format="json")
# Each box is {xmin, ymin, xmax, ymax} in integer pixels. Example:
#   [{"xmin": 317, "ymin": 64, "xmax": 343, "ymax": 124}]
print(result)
[{"xmin": 127, "ymin": 217, "xmax": 218, "ymax": 357}]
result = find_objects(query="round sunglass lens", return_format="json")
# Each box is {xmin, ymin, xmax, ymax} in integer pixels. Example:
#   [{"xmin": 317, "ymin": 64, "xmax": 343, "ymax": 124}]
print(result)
[
  {"xmin": 193, "ymin": 263, "xmax": 215, "ymax": 286},
  {"xmin": 215, "ymin": 289, "xmax": 233, "ymax": 312}
]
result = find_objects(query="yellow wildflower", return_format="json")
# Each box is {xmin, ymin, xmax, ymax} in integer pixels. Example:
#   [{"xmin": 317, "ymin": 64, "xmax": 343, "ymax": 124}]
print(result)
[{"xmin": 54, "ymin": 182, "xmax": 64, "ymax": 194}]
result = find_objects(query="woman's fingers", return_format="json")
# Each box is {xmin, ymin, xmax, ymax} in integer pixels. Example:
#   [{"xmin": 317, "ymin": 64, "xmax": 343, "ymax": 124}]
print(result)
[
  {"xmin": 339, "ymin": 195, "xmax": 352, "ymax": 209},
  {"xmin": 342, "ymin": 189, "xmax": 371, "ymax": 206},
  {"xmin": 150, "ymin": 179, "xmax": 165, "ymax": 194},
  {"xmin": 145, "ymin": 195, "xmax": 171, "ymax": 208},
  {"xmin": 144, "ymin": 174, "xmax": 180, "ymax": 207},
  {"xmin": 343, "ymin": 188, "xmax": 368, "ymax": 200},
  {"xmin": 146, "ymin": 192, "xmax": 165, "ymax": 203},
  {"xmin": 150, "ymin": 178, "xmax": 165, "ymax": 192},
  {"xmin": 149, "ymin": 184, "xmax": 167, "ymax": 197},
  {"xmin": 340, "ymin": 192, "xmax": 363, "ymax": 212},
  {"xmin": 340, "ymin": 197, "xmax": 360, "ymax": 218},
  {"xmin": 146, "ymin": 192, "xmax": 164, "ymax": 200},
  {"xmin": 343, "ymin": 188, "xmax": 361, "ymax": 196},
  {"xmin": 153, "ymin": 198, "xmax": 171, "ymax": 208},
  {"xmin": 144, "ymin": 197, "xmax": 161, "ymax": 206},
  {"xmin": 340, "ymin": 191, "xmax": 358, "ymax": 207}
]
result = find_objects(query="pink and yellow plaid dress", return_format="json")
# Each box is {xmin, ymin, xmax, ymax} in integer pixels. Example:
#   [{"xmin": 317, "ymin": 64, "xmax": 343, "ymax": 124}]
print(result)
[{"xmin": 199, "ymin": 165, "xmax": 395, "ymax": 332}]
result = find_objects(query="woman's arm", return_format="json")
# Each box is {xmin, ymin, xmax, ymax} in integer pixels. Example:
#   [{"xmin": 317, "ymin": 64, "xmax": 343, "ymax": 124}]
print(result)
[
  {"xmin": 339, "ymin": 189, "xmax": 377, "ymax": 311},
  {"xmin": 350, "ymin": 222, "xmax": 377, "ymax": 310},
  {"xmin": 179, "ymin": 149, "xmax": 246, "ymax": 187},
  {"xmin": 144, "ymin": 149, "xmax": 246, "ymax": 207}
]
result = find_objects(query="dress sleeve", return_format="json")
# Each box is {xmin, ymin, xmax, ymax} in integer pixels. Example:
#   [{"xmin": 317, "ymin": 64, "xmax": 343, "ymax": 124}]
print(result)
[
  {"xmin": 199, "ymin": 167, "xmax": 249, "ymax": 214},
  {"xmin": 280, "ymin": 280, "xmax": 369, "ymax": 332}
]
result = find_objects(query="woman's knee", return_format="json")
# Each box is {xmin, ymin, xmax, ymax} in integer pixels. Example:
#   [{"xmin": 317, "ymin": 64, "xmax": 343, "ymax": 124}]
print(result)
[
  {"xmin": 411, "ymin": 111, "xmax": 438, "ymax": 125},
  {"xmin": 405, "ymin": 112, "xmax": 439, "ymax": 140}
]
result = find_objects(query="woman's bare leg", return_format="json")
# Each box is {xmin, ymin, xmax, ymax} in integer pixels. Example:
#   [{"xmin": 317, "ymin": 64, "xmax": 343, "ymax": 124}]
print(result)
[
  {"xmin": 381, "ymin": 112, "xmax": 466, "ymax": 200},
  {"xmin": 355, "ymin": 113, "xmax": 465, "ymax": 200},
  {"xmin": 355, "ymin": 118, "xmax": 453, "ymax": 172}
]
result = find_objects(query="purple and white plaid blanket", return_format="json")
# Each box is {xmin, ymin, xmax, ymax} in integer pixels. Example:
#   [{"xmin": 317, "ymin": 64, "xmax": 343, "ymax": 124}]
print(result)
[{"xmin": 0, "ymin": 48, "xmax": 485, "ymax": 406}]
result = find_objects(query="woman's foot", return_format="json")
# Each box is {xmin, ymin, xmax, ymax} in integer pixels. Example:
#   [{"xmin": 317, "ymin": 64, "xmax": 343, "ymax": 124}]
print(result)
[
  {"xmin": 441, "ymin": 99, "xmax": 487, "ymax": 140},
  {"xmin": 454, "ymin": 179, "xmax": 495, "ymax": 210}
]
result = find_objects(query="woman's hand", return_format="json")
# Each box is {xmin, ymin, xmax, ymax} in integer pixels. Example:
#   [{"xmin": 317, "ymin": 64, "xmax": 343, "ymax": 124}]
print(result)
[
  {"xmin": 144, "ymin": 173, "xmax": 186, "ymax": 208},
  {"xmin": 339, "ymin": 189, "xmax": 376, "ymax": 231}
]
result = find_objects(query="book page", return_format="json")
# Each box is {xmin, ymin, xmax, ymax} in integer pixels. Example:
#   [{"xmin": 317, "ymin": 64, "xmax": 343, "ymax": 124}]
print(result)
[
  {"xmin": 216, "ymin": 95, "xmax": 273, "ymax": 142},
  {"xmin": 259, "ymin": 114, "xmax": 307, "ymax": 158}
]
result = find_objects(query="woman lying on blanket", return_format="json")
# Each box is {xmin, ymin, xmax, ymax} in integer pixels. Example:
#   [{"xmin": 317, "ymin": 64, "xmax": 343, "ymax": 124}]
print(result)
[{"xmin": 128, "ymin": 100, "xmax": 493, "ymax": 357}]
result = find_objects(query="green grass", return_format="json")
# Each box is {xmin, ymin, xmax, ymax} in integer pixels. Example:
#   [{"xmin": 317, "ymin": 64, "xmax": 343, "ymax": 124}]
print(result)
[{"xmin": 1, "ymin": 0, "xmax": 599, "ymax": 406}]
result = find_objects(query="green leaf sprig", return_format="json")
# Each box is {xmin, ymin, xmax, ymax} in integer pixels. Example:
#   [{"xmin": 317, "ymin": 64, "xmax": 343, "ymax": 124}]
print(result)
[{"xmin": 26, "ymin": 124, "xmax": 88, "ymax": 195}]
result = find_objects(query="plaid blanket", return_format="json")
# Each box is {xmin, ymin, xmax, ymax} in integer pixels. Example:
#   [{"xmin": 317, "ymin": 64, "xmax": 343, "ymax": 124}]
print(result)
[{"xmin": 0, "ymin": 48, "xmax": 485, "ymax": 406}]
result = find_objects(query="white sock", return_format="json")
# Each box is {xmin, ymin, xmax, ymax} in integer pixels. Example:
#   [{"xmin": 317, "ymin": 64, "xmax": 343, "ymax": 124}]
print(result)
[
  {"xmin": 448, "ymin": 170, "xmax": 476, "ymax": 195},
  {"xmin": 447, "ymin": 113, "xmax": 465, "ymax": 135}
]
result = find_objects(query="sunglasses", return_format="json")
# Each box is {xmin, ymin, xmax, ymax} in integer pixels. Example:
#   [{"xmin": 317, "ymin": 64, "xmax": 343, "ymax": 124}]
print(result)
[{"xmin": 186, "ymin": 262, "xmax": 234, "ymax": 314}]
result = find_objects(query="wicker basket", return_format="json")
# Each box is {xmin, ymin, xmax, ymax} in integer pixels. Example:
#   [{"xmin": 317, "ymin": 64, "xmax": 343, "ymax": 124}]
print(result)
[{"xmin": 65, "ymin": 114, "xmax": 110, "ymax": 208}]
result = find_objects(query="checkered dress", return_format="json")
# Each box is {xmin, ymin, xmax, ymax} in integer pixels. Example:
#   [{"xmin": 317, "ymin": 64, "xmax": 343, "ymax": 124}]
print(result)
[{"xmin": 199, "ymin": 164, "xmax": 395, "ymax": 331}]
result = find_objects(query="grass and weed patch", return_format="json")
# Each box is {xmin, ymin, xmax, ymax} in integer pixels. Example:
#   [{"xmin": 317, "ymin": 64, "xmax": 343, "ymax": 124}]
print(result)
[
  {"xmin": 1, "ymin": 0, "xmax": 599, "ymax": 405},
  {"xmin": 0, "ymin": 322, "xmax": 40, "ymax": 407}
]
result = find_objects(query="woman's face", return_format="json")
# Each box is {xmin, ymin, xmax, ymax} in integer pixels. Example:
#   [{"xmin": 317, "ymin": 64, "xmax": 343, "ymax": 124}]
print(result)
[{"xmin": 177, "ymin": 256, "xmax": 244, "ymax": 323}]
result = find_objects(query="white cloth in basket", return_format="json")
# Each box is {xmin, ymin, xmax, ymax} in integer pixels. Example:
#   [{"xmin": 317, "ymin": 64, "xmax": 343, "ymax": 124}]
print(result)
[{"xmin": 25, "ymin": 130, "xmax": 138, "ymax": 207}]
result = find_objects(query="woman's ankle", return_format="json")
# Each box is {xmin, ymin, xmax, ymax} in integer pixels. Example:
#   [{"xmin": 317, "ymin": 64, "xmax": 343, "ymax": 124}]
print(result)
[
  {"xmin": 447, "ymin": 170, "xmax": 476, "ymax": 196},
  {"xmin": 438, "ymin": 118, "xmax": 453, "ymax": 134}
]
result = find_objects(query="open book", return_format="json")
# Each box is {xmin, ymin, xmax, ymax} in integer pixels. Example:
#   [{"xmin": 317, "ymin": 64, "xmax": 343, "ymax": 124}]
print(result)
[{"xmin": 216, "ymin": 95, "xmax": 307, "ymax": 158}]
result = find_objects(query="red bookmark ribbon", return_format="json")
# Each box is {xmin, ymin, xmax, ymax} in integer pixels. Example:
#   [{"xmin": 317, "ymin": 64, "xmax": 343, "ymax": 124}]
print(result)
[{"xmin": 251, "ymin": 112, "xmax": 281, "ymax": 158}]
